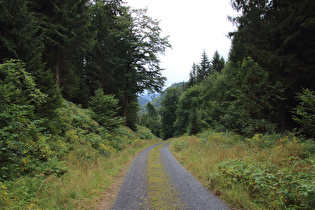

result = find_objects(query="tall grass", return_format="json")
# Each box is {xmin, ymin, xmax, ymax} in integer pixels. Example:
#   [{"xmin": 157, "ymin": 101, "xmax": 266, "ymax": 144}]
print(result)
[
  {"xmin": 36, "ymin": 139, "xmax": 161, "ymax": 209},
  {"xmin": 0, "ymin": 137, "xmax": 161, "ymax": 209},
  {"xmin": 170, "ymin": 130, "xmax": 315, "ymax": 209}
]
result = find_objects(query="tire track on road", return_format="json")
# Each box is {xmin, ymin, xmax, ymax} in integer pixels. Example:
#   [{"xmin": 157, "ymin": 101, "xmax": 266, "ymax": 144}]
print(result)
[
  {"xmin": 111, "ymin": 143, "xmax": 162, "ymax": 209},
  {"xmin": 111, "ymin": 142, "xmax": 231, "ymax": 209}
]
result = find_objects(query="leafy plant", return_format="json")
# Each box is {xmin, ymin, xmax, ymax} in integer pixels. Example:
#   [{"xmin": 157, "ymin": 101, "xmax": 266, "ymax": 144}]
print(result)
[
  {"xmin": 292, "ymin": 89, "xmax": 315, "ymax": 138},
  {"xmin": 214, "ymin": 158, "xmax": 315, "ymax": 209}
]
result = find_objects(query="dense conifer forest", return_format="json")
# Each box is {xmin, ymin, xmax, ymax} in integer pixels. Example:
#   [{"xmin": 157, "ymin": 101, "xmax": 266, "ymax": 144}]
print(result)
[
  {"xmin": 0, "ymin": 0, "xmax": 314, "ymax": 209},
  {"xmin": 0, "ymin": 0, "xmax": 167, "ymax": 208}
]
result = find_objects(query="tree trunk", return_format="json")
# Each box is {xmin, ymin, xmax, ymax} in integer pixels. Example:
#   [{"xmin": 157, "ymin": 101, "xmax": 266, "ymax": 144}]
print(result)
[
  {"xmin": 55, "ymin": 51, "xmax": 60, "ymax": 89},
  {"xmin": 123, "ymin": 66, "xmax": 130, "ymax": 126},
  {"xmin": 123, "ymin": 86, "xmax": 128, "ymax": 126},
  {"xmin": 279, "ymin": 102, "xmax": 286, "ymax": 133}
]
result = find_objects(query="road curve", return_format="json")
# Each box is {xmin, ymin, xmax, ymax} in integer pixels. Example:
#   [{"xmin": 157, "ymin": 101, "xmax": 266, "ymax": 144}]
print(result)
[{"xmin": 111, "ymin": 142, "xmax": 231, "ymax": 210}]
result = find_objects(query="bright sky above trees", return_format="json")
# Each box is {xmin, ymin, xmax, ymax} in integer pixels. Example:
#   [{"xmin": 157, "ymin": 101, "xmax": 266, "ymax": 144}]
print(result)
[{"xmin": 127, "ymin": 0, "xmax": 237, "ymax": 88}]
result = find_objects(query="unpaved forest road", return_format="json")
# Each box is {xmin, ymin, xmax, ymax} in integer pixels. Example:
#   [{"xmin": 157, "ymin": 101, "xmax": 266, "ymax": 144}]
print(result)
[{"xmin": 111, "ymin": 142, "xmax": 231, "ymax": 210}]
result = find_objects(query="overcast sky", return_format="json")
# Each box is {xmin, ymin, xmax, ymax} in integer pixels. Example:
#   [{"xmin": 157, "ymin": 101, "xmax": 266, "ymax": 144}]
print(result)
[{"xmin": 126, "ymin": 0, "xmax": 237, "ymax": 88}]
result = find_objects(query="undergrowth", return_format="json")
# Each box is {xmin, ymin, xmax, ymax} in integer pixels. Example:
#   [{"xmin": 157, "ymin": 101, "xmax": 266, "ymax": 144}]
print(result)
[
  {"xmin": 170, "ymin": 130, "xmax": 315, "ymax": 209},
  {"xmin": 0, "ymin": 100, "xmax": 161, "ymax": 209}
]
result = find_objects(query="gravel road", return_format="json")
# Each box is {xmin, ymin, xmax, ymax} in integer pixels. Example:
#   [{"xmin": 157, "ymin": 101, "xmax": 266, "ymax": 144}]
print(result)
[{"xmin": 111, "ymin": 142, "xmax": 231, "ymax": 210}]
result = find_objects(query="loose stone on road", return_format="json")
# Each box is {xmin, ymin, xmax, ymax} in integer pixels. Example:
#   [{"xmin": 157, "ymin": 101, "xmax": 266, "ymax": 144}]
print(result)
[{"xmin": 111, "ymin": 142, "xmax": 231, "ymax": 209}]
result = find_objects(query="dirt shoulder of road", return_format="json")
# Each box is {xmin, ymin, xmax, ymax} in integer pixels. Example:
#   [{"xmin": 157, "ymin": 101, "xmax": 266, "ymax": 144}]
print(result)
[{"xmin": 93, "ymin": 153, "xmax": 136, "ymax": 210}]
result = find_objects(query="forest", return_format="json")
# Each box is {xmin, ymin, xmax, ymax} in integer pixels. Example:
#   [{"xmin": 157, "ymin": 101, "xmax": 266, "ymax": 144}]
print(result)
[
  {"xmin": 141, "ymin": 0, "xmax": 315, "ymax": 140},
  {"xmin": 0, "ymin": 0, "xmax": 314, "ymax": 209},
  {"xmin": 0, "ymin": 0, "xmax": 167, "ymax": 208}
]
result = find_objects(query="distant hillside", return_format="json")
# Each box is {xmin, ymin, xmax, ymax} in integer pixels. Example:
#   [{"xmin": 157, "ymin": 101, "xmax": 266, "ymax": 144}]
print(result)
[
  {"xmin": 141, "ymin": 93, "xmax": 160, "ymax": 102},
  {"xmin": 137, "ymin": 96, "xmax": 150, "ymax": 106},
  {"xmin": 140, "ymin": 82, "xmax": 185, "ymax": 114}
]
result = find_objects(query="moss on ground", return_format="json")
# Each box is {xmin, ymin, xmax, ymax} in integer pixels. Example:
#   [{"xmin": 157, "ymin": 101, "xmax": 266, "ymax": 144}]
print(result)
[{"xmin": 146, "ymin": 143, "xmax": 185, "ymax": 209}]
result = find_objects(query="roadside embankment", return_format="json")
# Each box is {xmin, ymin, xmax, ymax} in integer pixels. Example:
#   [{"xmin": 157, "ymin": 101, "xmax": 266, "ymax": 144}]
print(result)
[{"xmin": 170, "ymin": 130, "xmax": 315, "ymax": 209}]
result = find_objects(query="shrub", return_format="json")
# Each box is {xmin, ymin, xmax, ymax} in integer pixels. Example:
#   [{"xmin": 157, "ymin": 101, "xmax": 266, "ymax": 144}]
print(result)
[
  {"xmin": 0, "ymin": 60, "xmax": 48, "ymax": 181},
  {"xmin": 89, "ymin": 89, "xmax": 123, "ymax": 130},
  {"xmin": 136, "ymin": 126, "xmax": 158, "ymax": 140},
  {"xmin": 292, "ymin": 88, "xmax": 315, "ymax": 138},
  {"xmin": 173, "ymin": 140, "xmax": 188, "ymax": 152},
  {"xmin": 214, "ymin": 158, "xmax": 315, "ymax": 209}
]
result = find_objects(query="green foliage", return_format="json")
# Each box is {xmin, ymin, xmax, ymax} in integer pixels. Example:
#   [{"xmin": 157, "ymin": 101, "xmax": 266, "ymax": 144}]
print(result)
[
  {"xmin": 215, "ymin": 158, "xmax": 314, "ymax": 209},
  {"xmin": 126, "ymin": 101, "xmax": 140, "ymax": 131},
  {"xmin": 0, "ymin": 60, "xmax": 47, "ymax": 181},
  {"xmin": 292, "ymin": 89, "xmax": 315, "ymax": 138},
  {"xmin": 135, "ymin": 126, "xmax": 159, "ymax": 140},
  {"xmin": 171, "ymin": 131, "xmax": 315, "ymax": 209},
  {"xmin": 0, "ymin": 93, "xmax": 159, "ymax": 208},
  {"xmin": 141, "ymin": 103, "xmax": 161, "ymax": 137},
  {"xmin": 211, "ymin": 50, "xmax": 225, "ymax": 73},
  {"xmin": 160, "ymin": 87, "xmax": 181, "ymax": 139},
  {"xmin": 229, "ymin": 0, "xmax": 315, "ymax": 130},
  {"xmin": 175, "ymin": 85, "xmax": 203, "ymax": 135},
  {"xmin": 191, "ymin": 58, "xmax": 284, "ymax": 136},
  {"xmin": 231, "ymin": 57, "xmax": 283, "ymax": 136},
  {"xmin": 89, "ymin": 89, "xmax": 123, "ymax": 130},
  {"xmin": 173, "ymin": 140, "xmax": 188, "ymax": 152}
]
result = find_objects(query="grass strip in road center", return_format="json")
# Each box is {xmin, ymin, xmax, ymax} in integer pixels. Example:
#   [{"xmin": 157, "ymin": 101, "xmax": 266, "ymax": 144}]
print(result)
[{"xmin": 146, "ymin": 143, "xmax": 185, "ymax": 209}]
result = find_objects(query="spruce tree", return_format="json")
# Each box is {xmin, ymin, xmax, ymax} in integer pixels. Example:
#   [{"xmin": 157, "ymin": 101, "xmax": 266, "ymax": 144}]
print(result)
[
  {"xmin": 188, "ymin": 63, "xmax": 198, "ymax": 87},
  {"xmin": 31, "ymin": 0, "xmax": 91, "ymax": 97},
  {"xmin": 229, "ymin": 0, "xmax": 315, "ymax": 131},
  {"xmin": 196, "ymin": 50, "xmax": 211, "ymax": 83},
  {"xmin": 211, "ymin": 50, "xmax": 225, "ymax": 72},
  {"xmin": 0, "ymin": 0, "xmax": 62, "ymax": 122}
]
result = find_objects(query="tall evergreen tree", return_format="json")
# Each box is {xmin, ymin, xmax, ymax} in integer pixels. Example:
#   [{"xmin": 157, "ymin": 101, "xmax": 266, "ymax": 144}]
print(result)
[
  {"xmin": 229, "ymin": 0, "xmax": 315, "ymax": 131},
  {"xmin": 196, "ymin": 50, "xmax": 211, "ymax": 83},
  {"xmin": 211, "ymin": 50, "xmax": 225, "ymax": 72},
  {"xmin": 188, "ymin": 63, "xmax": 198, "ymax": 87},
  {"xmin": 31, "ymin": 0, "xmax": 91, "ymax": 96},
  {"xmin": 0, "ymin": 0, "xmax": 62, "ymax": 122},
  {"xmin": 87, "ymin": 0, "xmax": 127, "ymax": 96},
  {"xmin": 0, "ymin": 0, "xmax": 42, "ymax": 70}
]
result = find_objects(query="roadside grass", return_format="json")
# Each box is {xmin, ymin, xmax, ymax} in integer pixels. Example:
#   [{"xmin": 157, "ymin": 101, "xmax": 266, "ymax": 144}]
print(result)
[
  {"xmin": 170, "ymin": 130, "xmax": 315, "ymax": 209},
  {"xmin": 146, "ymin": 143, "xmax": 185, "ymax": 209},
  {"xmin": 0, "ymin": 131, "xmax": 162, "ymax": 210},
  {"xmin": 0, "ymin": 98, "xmax": 163, "ymax": 209},
  {"xmin": 35, "ymin": 138, "xmax": 161, "ymax": 209}
]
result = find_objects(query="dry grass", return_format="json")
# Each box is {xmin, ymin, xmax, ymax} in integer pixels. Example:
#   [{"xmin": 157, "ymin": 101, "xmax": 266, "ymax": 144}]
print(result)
[
  {"xmin": 35, "ymin": 140, "xmax": 161, "ymax": 209},
  {"xmin": 169, "ymin": 131, "xmax": 314, "ymax": 209}
]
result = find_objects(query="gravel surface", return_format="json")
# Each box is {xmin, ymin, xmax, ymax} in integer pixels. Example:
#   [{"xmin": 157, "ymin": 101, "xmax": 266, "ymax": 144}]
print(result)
[
  {"xmin": 161, "ymin": 142, "xmax": 231, "ymax": 210},
  {"xmin": 111, "ymin": 142, "xmax": 231, "ymax": 210},
  {"xmin": 111, "ymin": 143, "xmax": 162, "ymax": 209}
]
